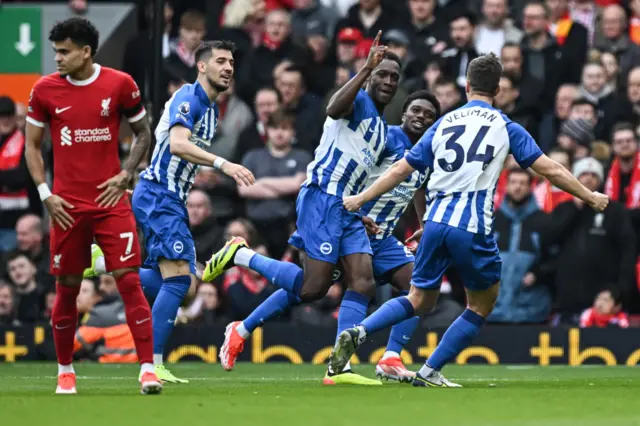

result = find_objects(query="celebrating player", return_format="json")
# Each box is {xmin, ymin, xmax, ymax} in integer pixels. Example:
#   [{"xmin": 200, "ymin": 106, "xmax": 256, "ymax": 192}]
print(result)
[
  {"xmin": 131, "ymin": 40, "xmax": 254, "ymax": 384},
  {"xmin": 203, "ymin": 31, "xmax": 401, "ymax": 383},
  {"xmin": 25, "ymin": 18, "xmax": 161, "ymax": 394},
  {"xmin": 329, "ymin": 53, "xmax": 610, "ymax": 387},
  {"xmin": 210, "ymin": 91, "xmax": 440, "ymax": 384}
]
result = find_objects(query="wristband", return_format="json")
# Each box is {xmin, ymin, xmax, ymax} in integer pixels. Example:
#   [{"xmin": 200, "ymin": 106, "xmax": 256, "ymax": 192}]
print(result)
[
  {"xmin": 38, "ymin": 183, "xmax": 52, "ymax": 201},
  {"xmin": 213, "ymin": 157, "xmax": 227, "ymax": 170}
]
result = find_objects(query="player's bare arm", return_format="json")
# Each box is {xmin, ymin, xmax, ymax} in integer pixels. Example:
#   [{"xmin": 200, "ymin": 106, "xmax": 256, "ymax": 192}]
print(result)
[
  {"xmin": 25, "ymin": 122, "xmax": 75, "ymax": 230},
  {"xmin": 406, "ymin": 187, "xmax": 427, "ymax": 249},
  {"xmin": 237, "ymin": 179, "xmax": 280, "ymax": 199},
  {"xmin": 169, "ymin": 125, "xmax": 255, "ymax": 186},
  {"xmin": 95, "ymin": 115, "xmax": 152, "ymax": 208},
  {"xmin": 326, "ymin": 30, "xmax": 387, "ymax": 119},
  {"xmin": 344, "ymin": 158, "xmax": 415, "ymax": 212},
  {"xmin": 259, "ymin": 173, "xmax": 307, "ymax": 194},
  {"xmin": 530, "ymin": 154, "xmax": 609, "ymax": 212}
]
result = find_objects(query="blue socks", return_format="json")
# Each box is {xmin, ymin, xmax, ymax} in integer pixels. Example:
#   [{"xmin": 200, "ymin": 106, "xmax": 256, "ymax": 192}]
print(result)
[
  {"xmin": 386, "ymin": 316, "xmax": 420, "ymax": 354},
  {"xmin": 151, "ymin": 275, "xmax": 191, "ymax": 356},
  {"xmin": 426, "ymin": 309, "xmax": 485, "ymax": 370},
  {"xmin": 140, "ymin": 267, "xmax": 163, "ymax": 299},
  {"xmin": 243, "ymin": 289, "xmax": 301, "ymax": 333},
  {"xmin": 360, "ymin": 296, "xmax": 415, "ymax": 335},
  {"xmin": 248, "ymin": 253, "xmax": 304, "ymax": 296},
  {"xmin": 337, "ymin": 290, "xmax": 370, "ymax": 340}
]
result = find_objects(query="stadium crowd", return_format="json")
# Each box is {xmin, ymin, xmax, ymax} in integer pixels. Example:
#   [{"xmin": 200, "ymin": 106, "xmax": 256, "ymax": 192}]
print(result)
[{"xmin": 1, "ymin": 0, "xmax": 640, "ymax": 335}]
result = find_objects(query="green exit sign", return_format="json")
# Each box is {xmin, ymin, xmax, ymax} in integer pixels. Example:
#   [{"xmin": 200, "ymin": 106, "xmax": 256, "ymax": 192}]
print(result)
[{"xmin": 0, "ymin": 7, "xmax": 41, "ymax": 73}]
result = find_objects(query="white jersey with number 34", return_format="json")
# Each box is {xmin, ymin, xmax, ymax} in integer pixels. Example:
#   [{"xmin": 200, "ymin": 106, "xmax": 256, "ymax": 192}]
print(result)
[{"xmin": 404, "ymin": 100, "xmax": 543, "ymax": 235}]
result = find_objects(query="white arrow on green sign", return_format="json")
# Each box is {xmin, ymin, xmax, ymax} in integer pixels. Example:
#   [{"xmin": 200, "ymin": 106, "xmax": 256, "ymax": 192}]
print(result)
[{"xmin": 0, "ymin": 7, "xmax": 41, "ymax": 73}]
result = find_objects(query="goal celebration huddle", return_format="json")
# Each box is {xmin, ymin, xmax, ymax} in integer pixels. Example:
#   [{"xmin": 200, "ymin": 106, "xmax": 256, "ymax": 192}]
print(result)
[{"xmin": 26, "ymin": 17, "xmax": 608, "ymax": 394}]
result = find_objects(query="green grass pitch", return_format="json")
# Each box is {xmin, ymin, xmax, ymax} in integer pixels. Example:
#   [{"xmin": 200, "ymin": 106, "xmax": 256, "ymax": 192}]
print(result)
[{"xmin": 0, "ymin": 363, "xmax": 639, "ymax": 426}]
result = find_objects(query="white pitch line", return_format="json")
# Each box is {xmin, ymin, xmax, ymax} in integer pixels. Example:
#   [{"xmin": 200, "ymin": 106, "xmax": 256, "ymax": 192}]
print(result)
[{"xmin": 0, "ymin": 376, "xmax": 558, "ymax": 383}]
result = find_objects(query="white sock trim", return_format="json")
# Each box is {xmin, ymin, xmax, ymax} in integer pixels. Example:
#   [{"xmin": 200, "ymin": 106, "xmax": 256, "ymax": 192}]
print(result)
[
  {"xmin": 140, "ymin": 363, "xmax": 154, "ymax": 375},
  {"xmin": 382, "ymin": 351, "xmax": 400, "ymax": 360},
  {"xmin": 234, "ymin": 247, "xmax": 256, "ymax": 268},
  {"xmin": 418, "ymin": 364, "xmax": 435, "ymax": 377},
  {"xmin": 58, "ymin": 364, "xmax": 74, "ymax": 375},
  {"xmin": 153, "ymin": 354, "xmax": 163, "ymax": 366},
  {"xmin": 236, "ymin": 322, "xmax": 250, "ymax": 339}
]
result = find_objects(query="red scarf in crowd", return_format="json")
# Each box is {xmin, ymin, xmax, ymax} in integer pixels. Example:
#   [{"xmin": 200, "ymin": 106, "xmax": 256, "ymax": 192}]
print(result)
[
  {"xmin": 175, "ymin": 41, "xmax": 195, "ymax": 67},
  {"xmin": 605, "ymin": 153, "xmax": 640, "ymax": 208},
  {"xmin": 552, "ymin": 12, "xmax": 573, "ymax": 46},
  {"xmin": 223, "ymin": 266, "xmax": 269, "ymax": 294},
  {"xmin": 262, "ymin": 32, "xmax": 283, "ymax": 51},
  {"xmin": 533, "ymin": 181, "xmax": 573, "ymax": 213},
  {"xmin": 605, "ymin": 152, "xmax": 640, "ymax": 291}
]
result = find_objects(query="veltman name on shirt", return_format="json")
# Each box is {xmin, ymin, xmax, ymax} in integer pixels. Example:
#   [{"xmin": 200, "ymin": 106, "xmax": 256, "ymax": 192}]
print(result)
[{"xmin": 444, "ymin": 108, "xmax": 498, "ymax": 123}]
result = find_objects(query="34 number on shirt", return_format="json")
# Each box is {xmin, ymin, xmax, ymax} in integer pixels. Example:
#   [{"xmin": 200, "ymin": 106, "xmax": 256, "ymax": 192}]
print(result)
[{"xmin": 438, "ymin": 125, "xmax": 494, "ymax": 172}]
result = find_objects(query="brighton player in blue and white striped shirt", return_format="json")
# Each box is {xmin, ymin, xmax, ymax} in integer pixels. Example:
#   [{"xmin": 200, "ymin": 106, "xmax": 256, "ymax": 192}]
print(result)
[
  {"xmin": 203, "ymin": 90, "xmax": 439, "ymax": 384},
  {"xmin": 131, "ymin": 40, "xmax": 254, "ymax": 383},
  {"xmin": 330, "ymin": 53, "xmax": 610, "ymax": 387},
  {"xmin": 203, "ymin": 32, "xmax": 402, "ymax": 384}
]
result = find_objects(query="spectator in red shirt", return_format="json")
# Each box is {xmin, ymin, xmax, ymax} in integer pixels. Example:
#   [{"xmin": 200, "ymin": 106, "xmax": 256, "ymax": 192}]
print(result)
[{"xmin": 580, "ymin": 287, "xmax": 630, "ymax": 328}]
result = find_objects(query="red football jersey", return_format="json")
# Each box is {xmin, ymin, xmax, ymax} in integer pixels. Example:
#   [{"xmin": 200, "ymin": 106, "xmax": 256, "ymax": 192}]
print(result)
[{"xmin": 27, "ymin": 65, "xmax": 145, "ymax": 210}]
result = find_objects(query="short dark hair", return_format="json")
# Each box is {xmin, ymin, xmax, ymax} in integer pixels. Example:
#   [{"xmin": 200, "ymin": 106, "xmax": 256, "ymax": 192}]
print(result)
[
  {"xmin": 380, "ymin": 51, "xmax": 403, "ymax": 70},
  {"xmin": 5, "ymin": 250, "xmax": 33, "ymax": 265},
  {"xmin": 525, "ymin": 1, "xmax": 550, "ymax": 18},
  {"xmin": 402, "ymin": 90, "xmax": 441, "ymax": 118},
  {"xmin": 179, "ymin": 9, "xmax": 206, "ymax": 31},
  {"xmin": 501, "ymin": 41, "xmax": 521, "ymax": 51},
  {"xmin": 255, "ymin": 86, "xmax": 282, "ymax": 103},
  {"xmin": 500, "ymin": 72, "xmax": 519, "ymax": 89},
  {"xmin": 467, "ymin": 53, "xmax": 503, "ymax": 96},
  {"xmin": 433, "ymin": 76, "xmax": 457, "ymax": 89},
  {"xmin": 195, "ymin": 40, "xmax": 236, "ymax": 63},
  {"xmin": 450, "ymin": 11, "xmax": 477, "ymax": 26},
  {"xmin": 611, "ymin": 122, "xmax": 637, "ymax": 140},
  {"xmin": 266, "ymin": 109, "xmax": 295, "ymax": 128},
  {"xmin": 507, "ymin": 167, "xmax": 532, "ymax": 184},
  {"xmin": 0, "ymin": 96, "xmax": 16, "ymax": 118},
  {"xmin": 49, "ymin": 17, "xmax": 100, "ymax": 57},
  {"xmin": 572, "ymin": 97, "xmax": 597, "ymax": 110}
]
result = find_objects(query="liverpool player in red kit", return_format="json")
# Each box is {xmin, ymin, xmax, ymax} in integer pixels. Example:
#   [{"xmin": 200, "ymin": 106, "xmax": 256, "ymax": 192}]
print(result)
[{"xmin": 24, "ymin": 18, "xmax": 161, "ymax": 395}]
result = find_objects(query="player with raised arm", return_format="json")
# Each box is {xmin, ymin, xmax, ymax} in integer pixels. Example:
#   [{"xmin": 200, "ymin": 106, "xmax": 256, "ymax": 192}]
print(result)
[
  {"xmin": 207, "ymin": 91, "xmax": 440, "ymax": 384},
  {"xmin": 329, "ymin": 53, "xmax": 609, "ymax": 387},
  {"xmin": 25, "ymin": 18, "xmax": 161, "ymax": 394},
  {"xmin": 130, "ymin": 40, "xmax": 254, "ymax": 384},
  {"xmin": 203, "ymin": 32, "xmax": 401, "ymax": 385}
]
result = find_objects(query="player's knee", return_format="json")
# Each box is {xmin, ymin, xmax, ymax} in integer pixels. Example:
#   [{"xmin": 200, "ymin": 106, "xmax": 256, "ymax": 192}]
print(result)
[
  {"xmin": 467, "ymin": 282, "xmax": 499, "ymax": 318},
  {"xmin": 158, "ymin": 258, "xmax": 191, "ymax": 278},
  {"xmin": 298, "ymin": 276, "xmax": 333, "ymax": 302},
  {"xmin": 58, "ymin": 275, "xmax": 83, "ymax": 287},
  {"xmin": 348, "ymin": 276, "xmax": 375, "ymax": 298},
  {"xmin": 407, "ymin": 286, "xmax": 438, "ymax": 314}
]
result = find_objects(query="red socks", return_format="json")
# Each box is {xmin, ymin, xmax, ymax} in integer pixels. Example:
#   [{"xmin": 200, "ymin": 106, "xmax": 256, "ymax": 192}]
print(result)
[
  {"xmin": 52, "ymin": 283, "xmax": 81, "ymax": 366},
  {"xmin": 117, "ymin": 271, "xmax": 154, "ymax": 365}
]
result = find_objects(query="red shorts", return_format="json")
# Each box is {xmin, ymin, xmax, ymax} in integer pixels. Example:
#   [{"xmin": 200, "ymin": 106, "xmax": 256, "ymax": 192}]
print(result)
[{"xmin": 50, "ymin": 207, "xmax": 141, "ymax": 276}]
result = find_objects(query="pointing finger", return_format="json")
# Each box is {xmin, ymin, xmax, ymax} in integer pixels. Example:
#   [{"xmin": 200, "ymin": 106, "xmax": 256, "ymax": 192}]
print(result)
[{"xmin": 373, "ymin": 30, "xmax": 381, "ymax": 47}]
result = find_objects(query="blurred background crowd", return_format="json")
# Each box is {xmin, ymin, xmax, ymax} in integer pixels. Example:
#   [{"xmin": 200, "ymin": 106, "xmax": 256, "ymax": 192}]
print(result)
[{"xmin": 2, "ymin": 0, "xmax": 640, "ymax": 338}]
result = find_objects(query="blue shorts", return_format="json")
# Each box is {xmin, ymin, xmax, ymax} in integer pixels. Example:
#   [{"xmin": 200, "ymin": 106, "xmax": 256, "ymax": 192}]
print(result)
[
  {"xmin": 371, "ymin": 236, "xmax": 414, "ymax": 284},
  {"xmin": 412, "ymin": 221, "xmax": 501, "ymax": 291},
  {"xmin": 132, "ymin": 179, "xmax": 196, "ymax": 274},
  {"xmin": 288, "ymin": 185, "xmax": 372, "ymax": 264}
]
